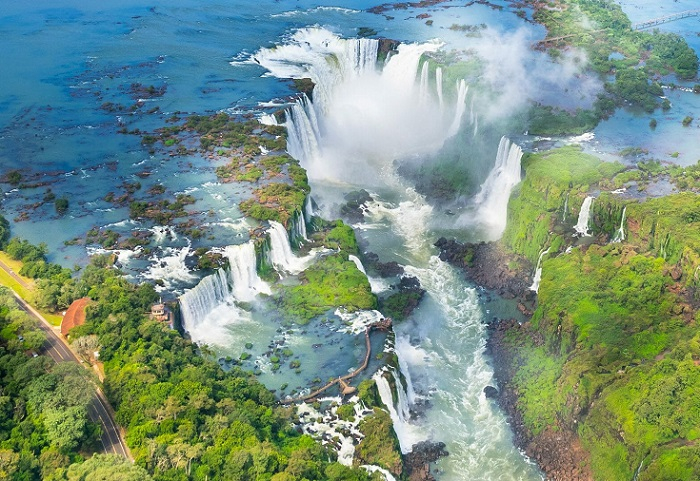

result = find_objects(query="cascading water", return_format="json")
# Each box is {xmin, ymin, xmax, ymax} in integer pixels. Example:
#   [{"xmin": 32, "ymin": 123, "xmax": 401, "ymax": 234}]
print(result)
[
  {"xmin": 285, "ymin": 94, "xmax": 322, "ymax": 165},
  {"xmin": 348, "ymin": 254, "xmax": 366, "ymax": 274},
  {"xmin": 529, "ymin": 247, "xmax": 550, "ymax": 293},
  {"xmin": 224, "ymin": 242, "xmax": 271, "ymax": 302},
  {"xmin": 268, "ymin": 220, "xmax": 314, "ymax": 275},
  {"xmin": 563, "ymin": 192, "xmax": 569, "ymax": 222},
  {"xmin": 255, "ymin": 27, "xmax": 542, "ymax": 480},
  {"xmin": 574, "ymin": 196, "xmax": 594, "ymax": 236},
  {"xmin": 467, "ymin": 136, "xmax": 523, "ymax": 240},
  {"xmin": 362, "ymin": 465, "xmax": 398, "ymax": 481},
  {"xmin": 436, "ymin": 66, "xmax": 444, "ymax": 110},
  {"xmin": 256, "ymin": 28, "xmax": 467, "ymax": 183},
  {"xmin": 373, "ymin": 369, "xmax": 424, "ymax": 454},
  {"xmin": 611, "ymin": 206, "xmax": 626, "ymax": 243},
  {"xmin": 446, "ymin": 80, "xmax": 468, "ymax": 138},
  {"xmin": 179, "ymin": 268, "xmax": 230, "ymax": 332},
  {"xmin": 291, "ymin": 209, "xmax": 308, "ymax": 245}
]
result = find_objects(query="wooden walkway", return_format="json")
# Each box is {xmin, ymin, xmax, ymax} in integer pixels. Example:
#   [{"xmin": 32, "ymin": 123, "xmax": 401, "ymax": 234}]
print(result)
[
  {"xmin": 280, "ymin": 319, "xmax": 391, "ymax": 405},
  {"xmin": 534, "ymin": 9, "xmax": 700, "ymax": 47},
  {"xmin": 634, "ymin": 9, "xmax": 700, "ymax": 30}
]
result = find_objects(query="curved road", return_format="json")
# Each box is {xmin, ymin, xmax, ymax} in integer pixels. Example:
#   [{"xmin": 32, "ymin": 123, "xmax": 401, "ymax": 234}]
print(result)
[{"xmin": 0, "ymin": 259, "xmax": 131, "ymax": 460}]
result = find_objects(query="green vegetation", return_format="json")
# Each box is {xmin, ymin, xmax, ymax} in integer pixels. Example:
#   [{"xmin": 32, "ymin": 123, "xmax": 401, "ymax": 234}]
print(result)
[
  {"xmin": 503, "ymin": 145, "xmax": 624, "ymax": 263},
  {"xmin": 529, "ymin": 0, "xmax": 699, "ymax": 134},
  {"xmin": 335, "ymin": 403, "xmax": 356, "ymax": 422},
  {"xmin": 0, "ymin": 287, "xmax": 103, "ymax": 481},
  {"xmin": 54, "ymin": 198, "xmax": 69, "ymax": 216},
  {"xmin": 527, "ymin": 105, "xmax": 601, "ymax": 136},
  {"xmin": 499, "ymin": 144, "xmax": 700, "ymax": 480},
  {"xmin": 277, "ymin": 254, "xmax": 376, "ymax": 323},
  {"xmin": 240, "ymin": 183, "xmax": 307, "ymax": 227},
  {"xmin": 128, "ymin": 194, "xmax": 196, "ymax": 224},
  {"xmin": 353, "ymin": 409, "xmax": 402, "ymax": 476},
  {"xmin": 30, "ymin": 256, "xmax": 374, "ymax": 481}
]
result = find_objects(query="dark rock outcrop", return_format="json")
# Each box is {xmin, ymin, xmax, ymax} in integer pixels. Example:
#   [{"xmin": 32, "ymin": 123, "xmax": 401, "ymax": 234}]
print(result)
[{"xmin": 404, "ymin": 441, "xmax": 448, "ymax": 481}]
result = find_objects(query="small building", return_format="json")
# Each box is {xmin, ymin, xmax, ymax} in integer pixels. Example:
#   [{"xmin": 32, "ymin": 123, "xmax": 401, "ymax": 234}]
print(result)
[
  {"xmin": 150, "ymin": 300, "xmax": 174, "ymax": 328},
  {"xmin": 61, "ymin": 297, "xmax": 91, "ymax": 338}
]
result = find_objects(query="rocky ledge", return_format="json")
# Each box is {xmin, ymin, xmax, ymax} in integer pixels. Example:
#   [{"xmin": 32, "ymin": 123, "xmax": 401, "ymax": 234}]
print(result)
[
  {"xmin": 404, "ymin": 441, "xmax": 449, "ymax": 481},
  {"xmin": 436, "ymin": 237, "xmax": 593, "ymax": 481}
]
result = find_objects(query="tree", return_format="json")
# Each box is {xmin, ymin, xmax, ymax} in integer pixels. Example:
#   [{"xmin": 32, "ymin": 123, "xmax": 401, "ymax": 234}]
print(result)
[
  {"xmin": 22, "ymin": 329, "xmax": 46, "ymax": 351},
  {"xmin": 44, "ymin": 406, "xmax": 89, "ymax": 450},
  {"xmin": 66, "ymin": 454, "xmax": 153, "ymax": 481},
  {"xmin": 55, "ymin": 197, "xmax": 69, "ymax": 215},
  {"xmin": 0, "ymin": 449, "xmax": 20, "ymax": 479}
]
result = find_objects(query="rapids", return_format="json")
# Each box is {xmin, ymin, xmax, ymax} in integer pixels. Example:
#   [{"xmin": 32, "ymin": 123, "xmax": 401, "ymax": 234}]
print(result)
[{"xmin": 257, "ymin": 28, "xmax": 543, "ymax": 480}]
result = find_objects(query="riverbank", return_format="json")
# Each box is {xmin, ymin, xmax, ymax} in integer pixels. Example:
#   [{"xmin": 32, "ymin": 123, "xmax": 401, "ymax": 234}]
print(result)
[
  {"xmin": 435, "ymin": 237, "xmax": 591, "ymax": 480},
  {"xmin": 437, "ymin": 143, "xmax": 700, "ymax": 480}
]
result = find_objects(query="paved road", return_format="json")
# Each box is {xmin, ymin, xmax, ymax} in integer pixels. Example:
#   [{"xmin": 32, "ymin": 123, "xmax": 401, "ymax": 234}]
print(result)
[{"xmin": 0, "ymin": 259, "xmax": 131, "ymax": 460}]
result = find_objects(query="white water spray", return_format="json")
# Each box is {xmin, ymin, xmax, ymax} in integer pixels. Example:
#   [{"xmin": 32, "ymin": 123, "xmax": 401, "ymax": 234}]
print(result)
[
  {"xmin": 373, "ymin": 369, "xmax": 424, "ymax": 453},
  {"xmin": 348, "ymin": 254, "xmax": 366, "ymax": 274},
  {"xmin": 180, "ymin": 269, "xmax": 230, "ymax": 331},
  {"xmin": 468, "ymin": 136, "xmax": 523, "ymax": 240},
  {"xmin": 529, "ymin": 247, "xmax": 550, "ymax": 293},
  {"xmin": 611, "ymin": 206, "xmax": 626, "ymax": 243},
  {"xmin": 224, "ymin": 242, "xmax": 271, "ymax": 302},
  {"xmin": 268, "ymin": 220, "xmax": 314, "ymax": 275},
  {"xmin": 362, "ymin": 465, "xmax": 398, "ymax": 481},
  {"xmin": 254, "ymin": 28, "xmax": 467, "ymax": 184},
  {"xmin": 574, "ymin": 196, "xmax": 594, "ymax": 237},
  {"xmin": 255, "ymin": 26, "xmax": 541, "ymax": 480}
]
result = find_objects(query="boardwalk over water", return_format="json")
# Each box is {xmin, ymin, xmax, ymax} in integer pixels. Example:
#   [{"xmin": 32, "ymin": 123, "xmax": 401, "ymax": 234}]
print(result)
[
  {"xmin": 280, "ymin": 318, "xmax": 392, "ymax": 405},
  {"xmin": 534, "ymin": 9, "xmax": 700, "ymax": 47},
  {"xmin": 634, "ymin": 9, "xmax": 700, "ymax": 31}
]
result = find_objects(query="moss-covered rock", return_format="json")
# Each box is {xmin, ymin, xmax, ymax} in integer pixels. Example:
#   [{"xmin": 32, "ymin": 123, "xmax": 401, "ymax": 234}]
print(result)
[{"xmin": 353, "ymin": 408, "xmax": 402, "ymax": 476}]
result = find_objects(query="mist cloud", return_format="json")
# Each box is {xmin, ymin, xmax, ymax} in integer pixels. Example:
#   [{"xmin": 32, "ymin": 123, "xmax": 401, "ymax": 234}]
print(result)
[{"xmin": 468, "ymin": 27, "xmax": 602, "ymax": 122}]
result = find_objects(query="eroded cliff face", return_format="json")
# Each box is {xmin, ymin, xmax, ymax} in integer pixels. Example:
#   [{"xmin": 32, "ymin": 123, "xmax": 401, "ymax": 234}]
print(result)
[{"xmin": 438, "ymin": 145, "xmax": 700, "ymax": 481}]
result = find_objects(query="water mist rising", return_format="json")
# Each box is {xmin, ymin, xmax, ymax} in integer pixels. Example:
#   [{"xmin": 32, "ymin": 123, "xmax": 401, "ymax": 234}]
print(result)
[
  {"xmin": 180, "ymin": 269, "xmax": 229, "ymax": 332},
  {"xmin": 253, "ymin": 28, "xmax": 468, "ymax": 185},
  {"xmin": 254, "ymin": 27, "xmax": 541, "ymax": 481}
]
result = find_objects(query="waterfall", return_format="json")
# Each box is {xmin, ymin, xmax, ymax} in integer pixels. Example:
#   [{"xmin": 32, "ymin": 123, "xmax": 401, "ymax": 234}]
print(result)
[
  {"xmin": 268, "ymin": 220, "xmax": 313, "ymax": 275},
  {"xmin": 611, "ymin": 206, "xmax": 626, "ymax": 243},
  {"xmin": 563, "ymin": 192, "xmax": 569, "ymax": 222},
  {"xmin": 362, "ymin": 465, "xmax": 398, "ymax": 481},
  {"xmin": 256, "ymin": 28, "xmax": 466, "ymax": 182},
  {"xmin": 179, "ymin": 269, "xmax": 230, "ymax": 332},
  {"xmin": 470, "ymin": 136, "xmax": 523, "ymax": 240},
  {"xmin": 372, "ymin": 370, "xmax": 423, "ymax": 454},
  {"xmin": 395, "ymin": 336, "xmax": 418, "ymax": 404},
  {"xmin": 529, "ymin": 247, "xmax": 550, "ymax": 293},
  {"xmin": 446, "ymin": 80, "xmax": 468, "ymax": 138},
  {"xmin": 392, "ymin": 369, "xmax": 412, "ymax": 421},
  {"xmin": 259, "ymin": 113, "xmax": 278, "ymax": 126},
  {"xmin": 285, "ymin": 94, "xmax": 322, "ymax": 165},
  {"xmin": 419, "ymin": 61, "xmax": 430, "ymax": 105},
  {"xmin": 436, "ymin": 66, "xmax": 444, "ymax": 110},
  {"xmin": 224, "ymin": 242, "xmax": 271, "ymax": 302},
  {"xmin": 291, "ymin": 210, "xmax": 308, "ymax": 246},
  {"xmin": 574, "ymin": 196, "xmax": 594, "ymax": 236},
  {"xmin": 348, "ymin": 255, "xmax": 366, "ymax": 274},
  {"xmin": 473, "ymin": 114, "xmax": 478, "ymax": 137},
  {"xmin": 304, "ymin": 195, "xmax": 315, "ymax": 219}
]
